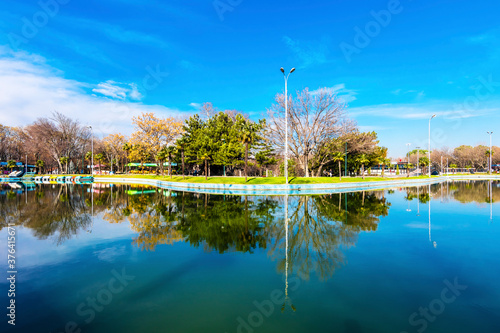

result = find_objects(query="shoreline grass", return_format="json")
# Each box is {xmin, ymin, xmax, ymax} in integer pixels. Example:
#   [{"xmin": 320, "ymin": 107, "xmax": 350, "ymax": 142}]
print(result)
[{"xmin": 91, "ymin": 174, "xmax": 442, "ymax": 185}]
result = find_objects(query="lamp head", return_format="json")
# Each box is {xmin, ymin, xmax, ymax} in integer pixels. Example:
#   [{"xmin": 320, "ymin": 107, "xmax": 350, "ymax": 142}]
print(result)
[
  {"xmin": 290, "ymin": 68, "xmax": 296, "ymax": 73},
  {"xmin": 431, "ymin": 114, "xmax": 436, "ymax": 119},
  {"xmin": 280, "ymin": 67, "xmax": 285, "ymax": 74}
]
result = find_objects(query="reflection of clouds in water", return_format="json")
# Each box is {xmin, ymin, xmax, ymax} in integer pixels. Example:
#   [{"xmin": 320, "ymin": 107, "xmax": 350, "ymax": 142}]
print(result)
[
  {"xmin": 95, "ymin": 246, "xmax": 126, "ymax": 262},
  {"xmin": 405, "ymin": 223, "xmax": 442, "ymax": 230}
]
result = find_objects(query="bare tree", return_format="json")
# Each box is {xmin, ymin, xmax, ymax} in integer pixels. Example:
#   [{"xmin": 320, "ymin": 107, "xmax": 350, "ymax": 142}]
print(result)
[{"xmin": 267, "ymin": 88, "xmax": 349, "ymax": 177}]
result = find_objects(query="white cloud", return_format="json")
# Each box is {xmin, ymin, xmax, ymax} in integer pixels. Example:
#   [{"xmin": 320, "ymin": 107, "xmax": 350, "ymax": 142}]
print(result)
[
  {"xmin": 0, "ymin": 48, "xmax": 190, "ymax": 137},
  {"xmin": 310, "ymin": 84, "xmax": 357, "ymax": 103},
  {"xmin": 349, "ymin": 102, "xmax": 496, "ymax": 120},
  {"xmin": 92, "ymin": 80, "xmax": 143, "ymax": 101}
]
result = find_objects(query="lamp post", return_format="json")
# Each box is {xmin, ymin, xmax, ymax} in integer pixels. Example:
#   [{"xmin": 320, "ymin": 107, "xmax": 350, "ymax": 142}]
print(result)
[
  {"xmin": 406, "ymin": 143, "xmax": 411, "ymax": 177},
  {"xmin": 280, "ymin": 67, "xmax": 295, "ymax": 184},
  {"xmin": 428, "ymin": 114, "xmax": 436, "ymax": 177},
  {"xmin": 416, "ymin": 147, "xmax": 420, "ymax": 175},
  {"xmin": 89, "ymin": 126, "xmax": 94, "ymax": 175},
  {"xmin": 487, "ymin": 131, "xmax": 493, "ymax": 174}
]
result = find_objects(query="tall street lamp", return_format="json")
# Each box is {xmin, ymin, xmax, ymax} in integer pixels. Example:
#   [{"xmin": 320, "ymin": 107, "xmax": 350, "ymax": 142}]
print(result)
[
  {"xmin": 487, "ymin": 131, "xmax": 493, "ymax": 174},
  {"xmin": 281, "ymin": 67, "xmax": 295, "ymax": 184},
  {"xmin": 89, "ymin": 126, "xmax": 94, "ymax": 175},
  {"xmin": 428, "ymin": 114, "xmax": 436, "ymax": 177}
]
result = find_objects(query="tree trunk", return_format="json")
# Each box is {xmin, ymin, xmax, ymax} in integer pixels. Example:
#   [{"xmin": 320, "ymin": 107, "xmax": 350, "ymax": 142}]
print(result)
[
  {"xmin": 205, "ymin": 159, "xmax": 208, "ymax": 180},
  {"xmin": 338, "ymin": 160, "xmax": 342, "ymax": 181},
  {"xmin": 245, "ymin": 142, "xmax": 249, "ymax": 181},
  {"xmin": 362, "ymin": 164, "xmax": 364, "ymax": 179},
  {"xmin": 168, "ymin": 156, "xmax": 172, "ymax": 179},
  {"xmin": 181, "ymin": 150, "xmax": 185, "ymax": 179},
  {"xmin": 305, "ymin": 154, "xmax": 309, "ymax": 177}
]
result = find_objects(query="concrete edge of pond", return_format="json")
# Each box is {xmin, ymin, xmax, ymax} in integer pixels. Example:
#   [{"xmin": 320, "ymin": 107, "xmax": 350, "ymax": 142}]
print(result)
[{"xmin": 93, "ymin": 175, "xmax": 500, "ymax": 195}]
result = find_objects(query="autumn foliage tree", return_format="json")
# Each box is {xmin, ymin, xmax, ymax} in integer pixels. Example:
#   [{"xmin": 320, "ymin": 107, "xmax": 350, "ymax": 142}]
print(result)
[{"xmin": 129, "ymin": 112, "xmax": 184, "ymax": 169}]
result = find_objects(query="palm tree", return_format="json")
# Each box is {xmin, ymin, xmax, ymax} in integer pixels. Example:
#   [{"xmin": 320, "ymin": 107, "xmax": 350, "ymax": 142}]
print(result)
[
  {"xmin": 200, "ymin": 153, "xmax": 210, "ymax": 180},
  {"xmin": 165, "ymin": 146, "xmax": 176, "ymax": 179},
  {"xmin": 380, "ymin": 158, "xmax": 389, "ymax": 177},
  {"xmin": 36, "ymin": 160, "xmax": 45, "ymax": 174},
  {"xmin": 176, "ymin": 138, "xmax": 187, "ymax": 179},
  {"xmin": 485, "ymin": 149, "xmax": 494, "ymax": 173},
  {"xmin": 85, "ymin": 151, "xmax": 92, "ymax": 174},
  {"xmin": 7, "ymin": 160, "xmax": 16, "ymax": 173},
  {"xmin": 357, "ymin": 154, "xmax": 370, "ymax": 179},
  {"xmin": 156, "ymin": 149, "xmax": 167, "ymax": 175},
  {"xmin": 122, "ymin": 143, "xmax": 132, "ymax": 173},
  {"xmin": 332, "ymin": 152, "xmax": 344, "ymax": 181},
  {"xmin": 95, "ymin": 153, "xmax": 104, "ymax": 174},
  {"xmin": 59, "ymin": 156, "xmax": 69, "ymax": 174},
  {"xmin": 238, "ymin": 117, "xmax": 262, "ymax": 182}
]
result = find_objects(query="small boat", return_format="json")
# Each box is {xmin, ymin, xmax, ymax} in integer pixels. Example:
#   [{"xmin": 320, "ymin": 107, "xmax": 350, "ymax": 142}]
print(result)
[{"xmin": 65, "ymin": 176, "xmax": 74, "ymax": 183}]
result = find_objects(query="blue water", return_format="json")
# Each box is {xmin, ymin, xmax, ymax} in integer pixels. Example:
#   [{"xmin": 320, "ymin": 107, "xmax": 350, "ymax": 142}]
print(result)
[{"xmin": 0, "ymin": 181, "xmax": 499, "ymax": 333}]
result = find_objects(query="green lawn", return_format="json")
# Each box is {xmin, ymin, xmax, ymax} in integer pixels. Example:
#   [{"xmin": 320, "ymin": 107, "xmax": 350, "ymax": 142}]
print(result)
[{"xmin": 93, "ymin": 174, "xmax": 439, "ymax": 185}]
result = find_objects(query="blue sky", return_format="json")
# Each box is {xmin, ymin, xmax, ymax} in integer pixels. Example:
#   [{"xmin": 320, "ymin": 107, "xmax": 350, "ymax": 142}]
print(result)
[{"xmin": 0, "ymin": 0, "xmax": 499, "ymax": 157}]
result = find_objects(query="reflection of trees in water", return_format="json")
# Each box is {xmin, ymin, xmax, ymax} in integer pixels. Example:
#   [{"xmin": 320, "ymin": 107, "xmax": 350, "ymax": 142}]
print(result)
[
  {"xmin": 268, "ymin": 192, "xmax": 391, "ymax": 281},
  {"xmin": 404, "ymin": 181, "xmax": 499, "ymax": 204},
  {"xmin": 1, "ymin": 183, "xmax": 389, "ymax": 267},
  {"xmin": 173, "ymin": 194, "xmax": 277, "ymax": 254},
  {"xmin": 0, "ymin": 184, "xmax": 91, "ymax": 244},
  {"xmin": 444, "ymin": 180, "xmax": 498, "ymax": 204}
]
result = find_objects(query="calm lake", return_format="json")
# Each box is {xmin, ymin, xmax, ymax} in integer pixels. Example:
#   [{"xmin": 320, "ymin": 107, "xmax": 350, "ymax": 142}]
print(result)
[{"xmin": 1, "ymin": 181, "xmax": 499, "ymax": 333}]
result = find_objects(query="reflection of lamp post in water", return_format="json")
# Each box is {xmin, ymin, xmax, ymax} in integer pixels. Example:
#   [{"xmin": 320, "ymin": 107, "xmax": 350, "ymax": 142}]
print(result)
[
  {"xmin": 282, "ymin": 194, "xmax": 295, "ymax": 312},
  {"xmin": 428, "ymin": 184, "xmax": 436, "ymax": 248},
  {"xmin": 87, "ymin": 183, "xmax": 94, "ymax": 233},
  {"xmin": 489, "ymin": 180, "xmax": 493, "ymax": 222}
]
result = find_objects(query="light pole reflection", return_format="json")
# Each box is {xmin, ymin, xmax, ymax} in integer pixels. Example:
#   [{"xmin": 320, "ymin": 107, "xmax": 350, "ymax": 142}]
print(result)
[
  {"xmin": 429, "ymin": 184, "xmax": 436, "ymax": 248},
  {"xmin": 282, "ymin": 194, "xmax": 295, "ymax": 312}
]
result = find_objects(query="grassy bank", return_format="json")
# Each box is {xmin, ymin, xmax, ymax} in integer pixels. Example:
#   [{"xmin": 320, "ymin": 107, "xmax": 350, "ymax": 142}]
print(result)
[{"xmin": 93, "ymin": 174, "xmax": 438, "ymax": 185}]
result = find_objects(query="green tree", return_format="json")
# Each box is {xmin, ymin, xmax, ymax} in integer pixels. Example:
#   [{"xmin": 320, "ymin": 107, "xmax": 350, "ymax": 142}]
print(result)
[
  {"xmin": 7, "ymin": 160, "xmax": 16, "ymax": 172},
  {"xmin": 36, "ymin": 159, "xmax": 45, "ymax": 174},
  {"xmin": 357, "ymin": 154, "xmax": 369, "ymax": 179},
  {"xmin": 122, "ymin": 143, "xmax": 132, "ymax": 173},
  {"xmin": 165, "ymin": 146, "xmax": 176, "ymax": 178},
  {"xmin": 381, "ymin": 158, "xmax": 391, "ymax": 177},
  {"xmin": 332, "ymin": 152, "xmax": 344, "ymax": 180},
  {"xmin": 175, "ymin": 137, "xmax": 187, "ymax": 179},
  {"xmin": 59, "ymin": 156, "xmax": 69, "ymax": 174},
  {"xmin": 237, "ymin": 115, "xmax": 265, "ymax": 181},
  {"xmin": 95, "ymin": 153, "xmax": 104, "ymax": 174},
  {"xmin": 156, "ymin": 149, "xmax": 167, "ymax": 175},
  {"xmin": 255, "ymin": 144, "xmax": 277, "ymax": 176}
]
